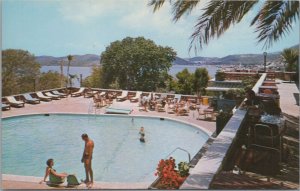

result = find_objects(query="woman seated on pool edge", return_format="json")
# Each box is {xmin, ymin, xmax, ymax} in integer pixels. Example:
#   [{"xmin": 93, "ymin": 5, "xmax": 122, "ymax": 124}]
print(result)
[{"xmin": 40, "ymin": 158, "xmax": 68, "ymax": 184}]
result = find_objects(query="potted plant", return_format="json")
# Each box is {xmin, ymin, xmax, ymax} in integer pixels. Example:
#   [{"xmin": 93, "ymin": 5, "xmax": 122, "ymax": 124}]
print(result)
[
  {"xmin": 150, "ymin": 157, "xmax": 190, "ymax": 189},
  {"xmin": 216, "ymin": 110, "xmax": 232, "ymax": 136}
]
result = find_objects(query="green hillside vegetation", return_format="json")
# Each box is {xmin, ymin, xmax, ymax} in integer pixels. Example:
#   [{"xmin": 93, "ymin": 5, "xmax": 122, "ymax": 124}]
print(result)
[{"xmin": 2, "ymin": 49, "xmax": 65, "ymax": 96}]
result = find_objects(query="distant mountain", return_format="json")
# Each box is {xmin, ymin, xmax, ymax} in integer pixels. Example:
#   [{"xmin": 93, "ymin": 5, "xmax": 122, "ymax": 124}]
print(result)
[
  {"xmin": 173, "ymin": 57, "xmax": 190, "ymax": 65},
  {"xmin": 188, "ymin": 56, "xmax": 219, "ymax": 63},
  {"xmin": 36, "ymin": 54, "xmax": 100, "ymax": 67},
  {"xmin": 185, "ymin": 52, "xmax": 284, "ymax": 65},
  {"xmin": 185, "ymin": 44, "xmax": 298, "ymax": 65},
  {"xmin": 290, "ymin": 44, "xmax": 299, "ymax": 50},
  {"xmin": 36, "ymin": 44, "xmax": 298, "ymax": 67},
  {"xmin": 219, "ymin": 53, "xmax": 281, "ymax": 65},
  {"xmin": 36, "ymin": 55, "xmax": 192, "ymax": 66}
]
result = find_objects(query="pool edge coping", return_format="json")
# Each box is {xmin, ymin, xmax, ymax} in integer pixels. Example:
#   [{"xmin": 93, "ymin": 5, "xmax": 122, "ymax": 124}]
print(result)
[
  {"xmin": 2, "ymin": 174, "xmax": 152, "ymax": 189},
  {"xmin": 2, "ymin": 112, "xmax": 213, "ymax": 136},
  {"xmin": 2, "ymin": 112, "xmax": 213, "ymax": 189}
]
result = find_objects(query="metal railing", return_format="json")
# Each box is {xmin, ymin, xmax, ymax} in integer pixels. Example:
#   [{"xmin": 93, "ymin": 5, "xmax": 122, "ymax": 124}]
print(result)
[{"xmin": 164, "ymin": 147, "xmax": 191, "ymax": 163}]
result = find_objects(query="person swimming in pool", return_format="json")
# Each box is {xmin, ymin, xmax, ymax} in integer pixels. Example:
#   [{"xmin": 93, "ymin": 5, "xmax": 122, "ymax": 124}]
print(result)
[
  {"xmin": 139, "ymin": 127, "xmax": 145, "ymax": 142},
  {"xmin": 139, "ymin": 127, "xmax": 145, "ymax": 136},
  {"xmin": 39, "ymin": 159, "xmax": 68, "ymax": 184},
  {"xmin": 140, "ymin": 133, "xmax": 145, "ymax": 143}
]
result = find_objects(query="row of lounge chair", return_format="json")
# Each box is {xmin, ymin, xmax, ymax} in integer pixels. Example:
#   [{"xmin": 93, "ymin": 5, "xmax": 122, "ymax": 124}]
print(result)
[
  {"xmin": 72, "ymin": 88, "xmax": 198, "ymax": 104},
  {"xmin": 2, "ymin": 87, "xmax": 90, "ymax": 111},
  {"xmin": 2, "ymin": 90, "xmax": 68, "ymax": 110}
]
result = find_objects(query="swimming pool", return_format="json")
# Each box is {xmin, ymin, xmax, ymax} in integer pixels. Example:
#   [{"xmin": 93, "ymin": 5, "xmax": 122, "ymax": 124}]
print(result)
[{"xmin": 2, "ymin": 114, "xmax": 209, "ymax": 183}]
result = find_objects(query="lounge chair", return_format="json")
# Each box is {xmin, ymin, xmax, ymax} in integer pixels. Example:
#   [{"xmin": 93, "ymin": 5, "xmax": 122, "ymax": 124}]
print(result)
[
  {"xmin": 6, "ymin": 96, "xmax": 25, "ymax": 107},
  {"xmin": 93, "ymin": 96, "xmax": 107, "ymax": 108},
  {"xmin": 176, "ymin": 104, "xmax": 190, "ymax": 116},
  {"xmin": 1, "ymin": 103, "xmax": 11, "ymax": 111},
  {"xmin": 156, "ymin": 102, "xmax": 166, "ymax": 112},
  {"xmin": 167, "ymin": 105, "xmax": 176, "ymax": 114},
  {"xmin": 156, "ymin": 93, "xmax": 166, "ymax": 102},
  {"xmin": 197, "ymin": 108, "xmax": 206, "ymax": 120},
  {"xmin": 36, "ymin": 92, "xmax": 52, "ymax": 101},
  {"xmin": 23, "ymin": 93, "xmax": 40, "ymax": 104},
  {"xmin": 116, "ymin": 91, "xmax": 128, "ymax": 101},
  {"xmin": 153, "ymin": 93, "xmax": 161, "ymax": 100},
  {"xmin": 144, "ymin": 93, "xmax": 153, "ymax": 101},
  {"xmin": 71, "ymin": 88, "xmax": 85, "ymax": 97},
  {"xmin": 45, "ymin": 92, "xmax": 61, "ymax": 100},
  {"xmin": 130, "ymin": 91, "xmax": 142, "ymax": 102},
  {"xmin": 84, "ymin": 90, "xmax": 99, "ymax": 98},
  {"xmin": 99, "ymin": 91, "xmax": 106, "ymax": 96},
  {"xmin": 52, "ymin": 90, "xmax": 67, "ymax": 98}
]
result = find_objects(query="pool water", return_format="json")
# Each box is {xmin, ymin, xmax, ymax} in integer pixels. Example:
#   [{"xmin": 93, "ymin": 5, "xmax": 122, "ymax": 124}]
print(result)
[{"xmin": 2, "ymin": 114, "xmax": 209, "ymax": 183}]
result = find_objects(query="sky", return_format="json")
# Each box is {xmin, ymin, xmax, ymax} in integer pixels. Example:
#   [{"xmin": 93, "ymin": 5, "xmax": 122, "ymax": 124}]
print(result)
[{"xmin": 2, "ymin": 0, "xmax": 299, "ymax": 58}]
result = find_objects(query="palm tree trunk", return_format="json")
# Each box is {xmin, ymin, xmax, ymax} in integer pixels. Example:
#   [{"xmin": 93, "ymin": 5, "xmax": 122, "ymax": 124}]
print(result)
[
  {"xmin": 60, "ymin": 61, "xmax": 64, "ymax": 88},
  {"xmin": 67, "ymin": 61, "xmax": 70, "ymax": 87}
]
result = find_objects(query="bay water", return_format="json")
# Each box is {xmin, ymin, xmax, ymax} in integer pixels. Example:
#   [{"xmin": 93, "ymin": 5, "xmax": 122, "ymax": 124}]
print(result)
[{"xmin": 41, "ymin": 65, "xmax": 218, "ymax": 87}]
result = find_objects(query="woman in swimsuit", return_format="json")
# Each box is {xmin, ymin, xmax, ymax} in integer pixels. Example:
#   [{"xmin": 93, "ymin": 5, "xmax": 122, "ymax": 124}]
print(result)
[{"xmin": 40, "ymin": 159, "xmax": 68, "ymax": 184}]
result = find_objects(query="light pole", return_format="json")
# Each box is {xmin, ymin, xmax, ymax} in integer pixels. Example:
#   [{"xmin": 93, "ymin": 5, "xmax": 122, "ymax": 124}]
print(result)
[
  {"xmin": 80, "ymin": 74, "xmax": 83, "ymax": 87},
  {"xmin": 59, "ymin": 60, "xmax": 64, "ymax": 88},
  {"xmin": 263, "ymin": 52, "xmax": 267, "ymax": 72}
]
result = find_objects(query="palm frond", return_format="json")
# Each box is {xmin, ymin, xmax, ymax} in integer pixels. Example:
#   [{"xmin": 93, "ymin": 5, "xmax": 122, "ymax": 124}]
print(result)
[
  {"xmin": 251, "ymin": 1, "xmax": 299, "ymax": 49},
  {"xmin": 172, "ymin": 0, "xmax": 200, "ymax": 21},
  {"xmin": 148, "ymin": 0, "xmax": 167, "ymax": 12},
  {"xmin": 189, "ymin": 1, "xmax": 258, "ymax": 53},
  {"xmin": 281, "ymin": 48, "xmax": 299, "ymax": 64}
]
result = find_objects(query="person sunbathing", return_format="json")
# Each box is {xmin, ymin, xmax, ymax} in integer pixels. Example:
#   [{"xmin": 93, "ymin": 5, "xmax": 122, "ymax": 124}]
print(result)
[
  {"xmin": 176, "ymin": 101, "xmax": 189, "ymax": 116},
  {"xmin": 155, "ymin": 98, "xmax": 167, "ymax": 111},
  {"xmin": 149, "ymin": 100, "xmax": 156, "ymax": 110},
  {"xmin": 141, "ymin": 96, "xmax": 149, "ymax": 112},
  {"xmin": 40, "ymin": 159, "xmax": 68, "ymax": 184},
  {"xmin": 168, "ymin": 100, "xmax": 176, "ymax": 110}
]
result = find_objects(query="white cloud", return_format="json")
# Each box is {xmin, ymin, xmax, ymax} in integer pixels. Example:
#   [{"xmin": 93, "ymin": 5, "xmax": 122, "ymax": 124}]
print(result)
[
  {"xmin": 58, "ymin": 0, "xmax": 132, "ymax": 23},
  {"xmin": 118, "ymin": 1, "xmax": 194, "ymax": 38}
]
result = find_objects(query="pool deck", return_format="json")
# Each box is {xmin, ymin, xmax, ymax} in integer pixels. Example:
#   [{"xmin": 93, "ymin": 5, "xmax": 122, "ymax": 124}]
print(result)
[
  {"xmin": 276, "ymin": 81, "xmax": 299, "ymax": 118},
  {"xmin": 1, "ymin": 95, "xmax": 216, "ymax": 189}
]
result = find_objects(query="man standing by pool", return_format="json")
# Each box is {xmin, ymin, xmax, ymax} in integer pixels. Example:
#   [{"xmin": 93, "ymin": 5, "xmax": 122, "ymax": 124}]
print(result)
[{"xmin": 81, "ymin": 134, "xmax": 94, "ymax": 188}]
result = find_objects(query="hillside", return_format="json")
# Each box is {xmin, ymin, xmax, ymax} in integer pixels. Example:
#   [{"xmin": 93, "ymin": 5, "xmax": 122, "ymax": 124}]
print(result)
[
  {"xmin": 35, "ymin": 44, "xmax": 298, "ymax": 66},
  {"xmin": 173, "ymin": 56, "xmax": 191, "ymax": 65},
  {"xmin": 36, "ymin": 54, "xmax": 100, "ymax": 67}
]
